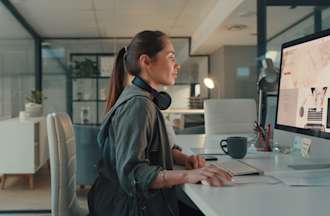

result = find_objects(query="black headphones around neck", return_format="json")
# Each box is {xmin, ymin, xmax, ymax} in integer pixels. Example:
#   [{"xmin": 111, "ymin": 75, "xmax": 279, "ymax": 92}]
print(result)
[{"xmin": 132, "ymin": 76, "xmax": 171, "ymax": 110}]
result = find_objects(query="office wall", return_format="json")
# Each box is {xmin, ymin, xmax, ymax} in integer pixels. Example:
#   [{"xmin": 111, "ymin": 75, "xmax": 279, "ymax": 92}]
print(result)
[
  {"xmin": 42, "ymin": 38, "xmax": 208, "ymax": 114},
  {"xmin": 0, "ymin": 2, "xmax": 35, "ymax": 119},
  {"xmin": 322, "ymin": 7, "xmax": 330, "ymax": 30},
  {"xmin": 210, "ymin": 45, "xmax": 257, "ymax": 99},
  {"xmin": 197, "ymin": 57, "xmax": 208, "ymax": 98},
  {"xmin": 0, "ymin": 40, "xmax": 35, "ymax": 117},
  {"xmin": 210, "ymin": 46, "xmax": 225, "ymax": 98},
  {"xmin": 267, "ymin": 16, "xmax": 314, "ymax": 59},
  {"xmin": 164, "ymin": 85, "xmax": 190, "ymax": 109},
  {"xmin": 42, "ymin": 46, "xmax": 70, "ymax": 115}
]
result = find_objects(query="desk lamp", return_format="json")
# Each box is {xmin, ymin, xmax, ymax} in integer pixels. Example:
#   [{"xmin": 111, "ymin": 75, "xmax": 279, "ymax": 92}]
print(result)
[
  {"xmin": 203, "ymin": 77, "xmax": 215, "ymax": 89},
  {"xmin": 204, "ymin": 77, "xmax": 215, "ymax": 99},
  {"xmin": 257, "ymin": 58, "xmax": 279, "ymax": 126}
]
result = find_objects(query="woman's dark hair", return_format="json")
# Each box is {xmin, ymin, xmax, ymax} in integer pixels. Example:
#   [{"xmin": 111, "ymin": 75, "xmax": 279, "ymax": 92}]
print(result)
[{"xmin": 106, "ymin": 30, "xmax": 167, "ymax": 111}]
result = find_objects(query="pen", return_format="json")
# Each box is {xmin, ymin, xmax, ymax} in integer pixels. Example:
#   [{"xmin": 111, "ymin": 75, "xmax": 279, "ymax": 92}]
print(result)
[
  {"xmin": 265, "ymin": 124, "xmax": 271, "ymax": 151},
  {"xmin": 254, "ymin": 121, "xmax": 266, "ymax": 140}
]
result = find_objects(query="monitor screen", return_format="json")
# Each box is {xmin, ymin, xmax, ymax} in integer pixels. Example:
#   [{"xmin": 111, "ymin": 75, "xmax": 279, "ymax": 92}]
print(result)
[{"xmin": 276, "ymin": 29, "xmax": 330, "ymax": 139}]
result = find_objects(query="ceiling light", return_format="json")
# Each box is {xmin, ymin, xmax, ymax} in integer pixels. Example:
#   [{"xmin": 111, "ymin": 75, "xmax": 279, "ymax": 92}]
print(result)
[
  {"xmin": 42, "ymin": 42, "xmax": 51, "ymax": 47},
  {"xmin": 226, "ymin": 24, "xmax": 248, "ymax": 31}
]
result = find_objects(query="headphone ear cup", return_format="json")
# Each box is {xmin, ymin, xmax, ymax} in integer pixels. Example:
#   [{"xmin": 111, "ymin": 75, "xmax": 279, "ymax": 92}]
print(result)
[
  {"xmin": 156, "ymin": 92, "xmax": 172, "ymax": 110},
  {"xmin": 132, "ymin": 76, "xmax": 172, "ymax": 110}
]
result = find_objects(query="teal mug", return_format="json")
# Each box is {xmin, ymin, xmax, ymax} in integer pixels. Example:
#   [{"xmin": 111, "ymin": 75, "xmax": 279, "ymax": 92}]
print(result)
[{"xmin": 219, "ymin": 136, "xmax": 247, "ymax": 159}]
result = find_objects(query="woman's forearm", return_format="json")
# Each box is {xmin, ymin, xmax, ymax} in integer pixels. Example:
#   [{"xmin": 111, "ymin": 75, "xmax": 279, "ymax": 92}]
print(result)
[
  {"xmin": 150, "ymin": 170, "xmax": 187, "ymax": 188},
  {"xmin": 172, "ymin": 149, "xmax": 189, "ymax": 166},
  {"xmin": 150, "ymin": 162, "xmax": 232, "ymax": 188},
  {"xmin": 150, "ymin": 150, "xmax": 190, "ymax": 189}
]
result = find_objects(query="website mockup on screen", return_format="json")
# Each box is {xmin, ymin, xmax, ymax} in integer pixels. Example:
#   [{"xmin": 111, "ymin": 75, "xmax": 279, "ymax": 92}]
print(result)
[{"xmin": 277, "ymin": 35, "xmax": 330, "ymax": 133}]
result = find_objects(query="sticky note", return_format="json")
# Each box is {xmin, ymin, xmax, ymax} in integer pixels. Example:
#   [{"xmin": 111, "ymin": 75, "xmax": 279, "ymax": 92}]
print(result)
[{"xmin": 301, "ymin": 138, "xmax": 311, "ymax": 158}]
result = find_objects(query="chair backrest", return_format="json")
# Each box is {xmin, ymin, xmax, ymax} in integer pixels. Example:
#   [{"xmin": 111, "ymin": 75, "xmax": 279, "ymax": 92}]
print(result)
[
  {"xmin": 46, "ymin": 113, "xmax": 82, "ymax": 216},
  {"xmin": 204, "ymin": 99, "xmax": 257, "ymax": 134},
  {"xmin": 74, "ymin": 125, "xmax": 100, "ymax": 185}
]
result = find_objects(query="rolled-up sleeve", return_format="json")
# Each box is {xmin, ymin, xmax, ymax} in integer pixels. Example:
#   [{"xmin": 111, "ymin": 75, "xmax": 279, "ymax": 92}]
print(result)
[{"xmin": 112, "ymin": 97, "xmax": 161, "ymax": 197}]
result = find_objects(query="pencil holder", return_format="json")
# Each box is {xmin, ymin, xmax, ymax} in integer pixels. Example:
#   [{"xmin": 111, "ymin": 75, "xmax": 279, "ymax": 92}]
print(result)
[{"xmin": 255, "ymin": 131, "xmax": 271, "ymax": 151}]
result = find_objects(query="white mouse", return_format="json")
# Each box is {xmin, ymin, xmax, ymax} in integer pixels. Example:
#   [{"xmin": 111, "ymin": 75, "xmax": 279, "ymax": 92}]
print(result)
[{"xmin": 201, "ymin": 178, "xmax": 235, "ymax": 187}]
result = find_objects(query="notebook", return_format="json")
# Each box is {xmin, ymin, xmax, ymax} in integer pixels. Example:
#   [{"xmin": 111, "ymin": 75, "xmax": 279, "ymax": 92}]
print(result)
[{"xmin": 214, "ymin": 159, "xmax": 264, "ymax": 176}]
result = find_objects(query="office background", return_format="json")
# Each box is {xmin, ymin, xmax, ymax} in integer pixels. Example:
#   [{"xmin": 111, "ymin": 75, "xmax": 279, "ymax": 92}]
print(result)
[{"xmin": 1, "ymin": 0, "xmax": 330, "ymax": 214}]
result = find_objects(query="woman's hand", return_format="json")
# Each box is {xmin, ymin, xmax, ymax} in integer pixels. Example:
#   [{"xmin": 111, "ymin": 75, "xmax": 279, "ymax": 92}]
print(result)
[
  {"xmin": 184, "ymin": 155, "xmax": 206, "ymax": 170},
  {"xmin": 183, "ymin": 164, "xmax": 232, "ymax": 187}
]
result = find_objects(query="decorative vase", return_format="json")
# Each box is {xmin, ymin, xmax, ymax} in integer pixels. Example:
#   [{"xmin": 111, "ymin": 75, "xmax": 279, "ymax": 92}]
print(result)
[
  {"xmin": 25, "ymin": 103, "xmax": 43, "ymax": 117},
  {"xmin": 80, "ymin": 107, "xmax": 90, "ymax": 124}
]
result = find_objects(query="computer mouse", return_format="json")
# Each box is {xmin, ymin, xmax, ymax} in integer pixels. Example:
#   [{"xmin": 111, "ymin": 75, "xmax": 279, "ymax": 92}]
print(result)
[{"xmin": 201, "ymin": 178, "xmax": 235, "ymax": 187}]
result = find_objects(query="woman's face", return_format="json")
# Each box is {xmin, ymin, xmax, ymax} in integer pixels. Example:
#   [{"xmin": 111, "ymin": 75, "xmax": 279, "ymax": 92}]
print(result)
[{"xmin": 145, "ymin": 37, "xmax": 180, "ymax": 88}]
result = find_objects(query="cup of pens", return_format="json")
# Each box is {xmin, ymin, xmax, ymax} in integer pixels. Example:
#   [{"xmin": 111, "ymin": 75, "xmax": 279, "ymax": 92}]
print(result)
[{"xmin": 254, "ymin": 121, "xmax": 272, "ymax": 151}]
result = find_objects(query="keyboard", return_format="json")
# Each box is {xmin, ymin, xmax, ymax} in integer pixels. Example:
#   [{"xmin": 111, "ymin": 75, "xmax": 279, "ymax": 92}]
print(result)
[{"xmin": 214, "ymin": 160, "xmax": 263, "ymax": 176}]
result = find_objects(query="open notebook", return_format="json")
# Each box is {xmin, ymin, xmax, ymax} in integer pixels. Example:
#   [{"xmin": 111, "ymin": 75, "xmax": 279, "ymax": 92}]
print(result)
[{"xmin": 213, "ymin": 160, "xmax": 264, "ymax": 176}]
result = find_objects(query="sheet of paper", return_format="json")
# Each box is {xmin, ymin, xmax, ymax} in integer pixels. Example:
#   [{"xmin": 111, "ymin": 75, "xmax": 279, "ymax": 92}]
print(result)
[
  {"xmin": 270, "ymin": 169, "xmax": 330, "ymax": 186},
  {"xmin": 301, "ymin": 138, "xmax": 311, "ymax": 158}
]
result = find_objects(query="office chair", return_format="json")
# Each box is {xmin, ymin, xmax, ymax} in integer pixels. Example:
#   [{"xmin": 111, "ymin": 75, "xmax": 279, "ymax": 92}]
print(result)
[
  {"xmin": 204, "ymin": 99, "xmax": 257, "ymax": 134},
  {"xmin": 74, "ymin": 125, "xmax": 100, "ymax": 186},
  {"xmin": 46, "ymin": 113, "xmax": 88, "ymax": 216}
]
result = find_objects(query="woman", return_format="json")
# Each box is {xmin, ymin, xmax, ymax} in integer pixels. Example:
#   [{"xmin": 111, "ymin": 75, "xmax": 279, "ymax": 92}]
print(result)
[{"xmin": 88, "ymin": 30, "xmax": 232, "ymax": 216}]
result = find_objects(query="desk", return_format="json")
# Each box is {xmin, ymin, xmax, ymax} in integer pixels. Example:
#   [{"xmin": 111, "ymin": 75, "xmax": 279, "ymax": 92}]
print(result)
[{"xmin": 175, "ymin": 134, "xmax": 330, "ymax": 216}]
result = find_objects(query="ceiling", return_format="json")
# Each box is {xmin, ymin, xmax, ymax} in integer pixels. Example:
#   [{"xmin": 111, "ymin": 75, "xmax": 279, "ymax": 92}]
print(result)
[
  {"xmin": 0, "ymin": 0, "xmax": 318, "ymax": 54},
  {"xmin": 0, "ymin": 1, "xmax": 32, "ymax": 39}
]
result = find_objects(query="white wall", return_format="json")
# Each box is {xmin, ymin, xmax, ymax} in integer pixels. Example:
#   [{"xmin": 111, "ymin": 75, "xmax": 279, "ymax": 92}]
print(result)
[
  {"xmin": 198, "ymin": 57, "xmax": 208, "ymax": 98},
  {"xmin": 210, "ymin": 46, "xmax": 225, "ymax": 98},
  {"xmin": 163, "ymin": 85, "xmax": 190, "ymax": 109}
]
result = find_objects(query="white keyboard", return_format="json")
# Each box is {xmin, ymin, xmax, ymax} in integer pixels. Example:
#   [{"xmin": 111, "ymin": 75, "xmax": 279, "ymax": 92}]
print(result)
[{"xmin": 214, "ymin": 160, "xmax": 263, "ymax": 176}]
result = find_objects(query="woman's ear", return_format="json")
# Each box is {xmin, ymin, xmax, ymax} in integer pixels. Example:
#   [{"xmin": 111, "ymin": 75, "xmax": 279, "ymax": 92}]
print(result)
[{"xmin": 138, "ymin": 54, "xmax": 152, "ymax": 70}]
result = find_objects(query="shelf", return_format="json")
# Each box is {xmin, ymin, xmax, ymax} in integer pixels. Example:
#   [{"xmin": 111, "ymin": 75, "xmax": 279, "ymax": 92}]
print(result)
[{"xmin": 69, "ymin": 53, "xmax": 114, "ymax": 127}]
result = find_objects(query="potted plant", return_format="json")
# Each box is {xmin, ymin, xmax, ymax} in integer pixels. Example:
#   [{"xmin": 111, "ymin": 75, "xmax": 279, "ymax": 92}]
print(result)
[
  {"xmin": 25, "ymin": 90, "xmax": 47, "ymax": 117},
  {"xmin": 72, "ymin": 58, "xmax": 99, "ymax": 78}
]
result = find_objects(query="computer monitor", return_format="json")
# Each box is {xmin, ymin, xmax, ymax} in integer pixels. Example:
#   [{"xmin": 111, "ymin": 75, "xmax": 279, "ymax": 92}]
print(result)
[{"xmin": 274, "ymin": 29, "xmax": 330, "ymax": 159}]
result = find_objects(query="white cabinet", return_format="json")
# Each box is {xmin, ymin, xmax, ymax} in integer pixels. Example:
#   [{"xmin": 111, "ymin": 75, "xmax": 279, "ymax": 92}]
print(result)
[{"xmin": 0, "ymin": 117, "xmax": 49, "ymax": 189}]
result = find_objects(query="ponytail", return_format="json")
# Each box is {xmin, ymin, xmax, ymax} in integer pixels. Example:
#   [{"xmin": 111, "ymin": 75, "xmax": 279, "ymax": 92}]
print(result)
[
  {"xmin": 105, "ymin": 30, "xmax": 167, "ymax": 112},
  {"xmin": 105, "ymin": 47, "xmax": 127, "ymax": 112}
]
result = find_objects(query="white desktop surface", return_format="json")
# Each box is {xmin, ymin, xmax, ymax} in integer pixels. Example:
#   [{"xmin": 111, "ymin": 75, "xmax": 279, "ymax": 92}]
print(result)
[
  {"xmin": 175, "ymin": 134, "xmax": 330, "ymax": 216},
  {"xmin": 162, "ymin": 108, "xmax": 204, "ymax": 114}
]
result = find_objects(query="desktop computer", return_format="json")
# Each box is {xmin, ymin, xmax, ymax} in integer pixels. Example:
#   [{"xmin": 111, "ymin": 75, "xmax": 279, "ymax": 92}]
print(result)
[{"xmin": 274, "ymin": 28, "xmax": 330, "ymax": 160}]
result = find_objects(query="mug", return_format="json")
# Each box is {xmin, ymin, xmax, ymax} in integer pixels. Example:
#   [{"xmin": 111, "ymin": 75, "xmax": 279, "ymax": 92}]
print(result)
[{"xmin": 219, "ymin": 136, "xmax": 247, "ymax": 159}]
